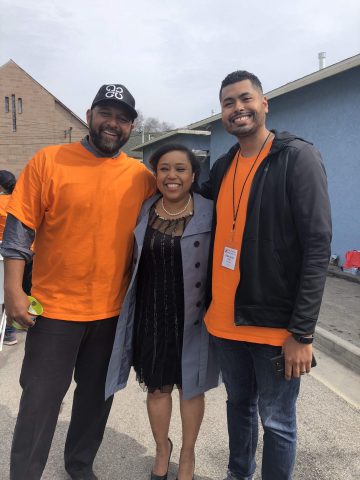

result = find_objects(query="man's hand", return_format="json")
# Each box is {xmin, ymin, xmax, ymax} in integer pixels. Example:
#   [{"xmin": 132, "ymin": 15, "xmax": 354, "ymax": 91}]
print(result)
[
  {"xmin": 282, "ymin": 335, "xmax": 313, "ymax": 381},
  {"xmin": 5, "ymin": 289, "xmax": 35, "ymax": 328},
  {"xmin": 4, "ymin": 258, "xmax": 35, "ymax": 329}
]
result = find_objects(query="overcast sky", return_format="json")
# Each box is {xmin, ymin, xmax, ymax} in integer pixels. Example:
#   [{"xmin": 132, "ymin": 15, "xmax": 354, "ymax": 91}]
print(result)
[{"xmin": 1, "ymin": 0, "xmax": 359, "ymax": 127}]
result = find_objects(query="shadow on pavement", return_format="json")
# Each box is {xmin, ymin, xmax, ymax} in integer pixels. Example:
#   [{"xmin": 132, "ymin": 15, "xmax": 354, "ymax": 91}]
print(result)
[{"xmin": 0, "ymin": 405, "xmax": 215, "ymax": 480}]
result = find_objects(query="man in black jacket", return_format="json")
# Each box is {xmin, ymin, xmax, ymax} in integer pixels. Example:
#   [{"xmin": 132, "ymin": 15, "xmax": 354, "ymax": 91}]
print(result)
[{"xmin": 201, "ymin": 71, "xmax": 331, "ymax": 480}]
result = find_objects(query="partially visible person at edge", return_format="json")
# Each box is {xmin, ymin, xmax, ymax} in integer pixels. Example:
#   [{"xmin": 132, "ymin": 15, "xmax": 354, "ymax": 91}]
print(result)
[
  {"xmin": 200, "ymin": 70, "xmax": 332, "ymax": 480},
  {"xmin": 0, "ymin": 170, "xmax": 17, "ymax": 346},
  {"xmin": 0, "ymin": 170, "xmax": 31, "ymax": 346},
  {"xmin": 0, "ymin": 84, "xmax": 156, "ymax": 480},
  {"xmin": 105, "ymin": 143, "xmax": 220, "ymax": 480}
]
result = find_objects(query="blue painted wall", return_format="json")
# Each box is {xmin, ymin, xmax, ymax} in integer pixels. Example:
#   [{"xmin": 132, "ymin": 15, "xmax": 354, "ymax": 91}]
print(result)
[
  {"xmin": 209, "ymin": 121, "xmax": 236, "ymax": 162},
  {"xmin": 208, "ymin": 66, "xmax": 360, "ymax": 262},
  {"xmin": 266, "ymin": 68, "xmax": 360, "ymax": 263}
]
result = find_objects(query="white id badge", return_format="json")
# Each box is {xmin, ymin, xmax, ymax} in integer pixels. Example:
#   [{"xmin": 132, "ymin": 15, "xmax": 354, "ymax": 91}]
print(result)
[{"xmin": 221, "ymin": 246, "xmax": 238, "ymax": 270}]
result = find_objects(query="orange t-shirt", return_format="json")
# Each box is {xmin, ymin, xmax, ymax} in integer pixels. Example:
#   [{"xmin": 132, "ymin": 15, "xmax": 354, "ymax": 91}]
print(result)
[
  {"xmin": 205, "ymin": 140, "xmax": 290, "ymax": 346},
  {"xmin": 0, "ymin": 194, "xmax": 10, "ymax": 241},
  {"xmin": 7, "ymin": 142, "xmax": 156, "ymax": 321}
]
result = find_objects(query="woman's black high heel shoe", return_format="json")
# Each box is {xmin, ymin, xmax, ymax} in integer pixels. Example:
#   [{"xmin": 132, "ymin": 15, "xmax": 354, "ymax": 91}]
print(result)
[{"xmin": 150, "ymin": 438, "xmax": 173, "ymax": 480}]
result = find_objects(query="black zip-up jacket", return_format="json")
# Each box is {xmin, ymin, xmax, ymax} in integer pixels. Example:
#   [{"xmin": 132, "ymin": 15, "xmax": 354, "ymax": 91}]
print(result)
[{"xmin": 201, "ymin": 130, "xmax": 332, "ymax": 335}]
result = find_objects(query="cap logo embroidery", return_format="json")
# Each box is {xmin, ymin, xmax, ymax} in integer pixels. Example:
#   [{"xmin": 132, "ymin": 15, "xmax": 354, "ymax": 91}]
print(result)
[{"xmin": 105, "ymin": 85, "xmax": 123, "ymax": 100}]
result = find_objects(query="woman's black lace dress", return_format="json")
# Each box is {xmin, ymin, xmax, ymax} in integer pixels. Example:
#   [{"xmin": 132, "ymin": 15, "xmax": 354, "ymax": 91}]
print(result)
[{"xmin": 133, "ymin": 206, "xmax": 193, "ymax": 393}]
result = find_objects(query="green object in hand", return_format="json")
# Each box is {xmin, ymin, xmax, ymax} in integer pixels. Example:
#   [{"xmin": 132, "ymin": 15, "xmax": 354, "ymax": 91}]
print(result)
[
  {"xmin": 12, "ymin": 296, "xmax": 44, "ymax": 330},
  {"xmin": 27, "ymin": 296, "xmax": 44, "ymax": 316}
]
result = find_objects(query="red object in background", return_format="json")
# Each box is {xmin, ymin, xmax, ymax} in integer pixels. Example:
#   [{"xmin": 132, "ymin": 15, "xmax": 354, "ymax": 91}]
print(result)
[{"xmin": 343, "ymin": 250, "xmax": 360, "ymax": 269}]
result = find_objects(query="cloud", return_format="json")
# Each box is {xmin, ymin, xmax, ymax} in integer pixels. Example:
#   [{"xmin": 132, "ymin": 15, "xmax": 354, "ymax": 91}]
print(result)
[{"xmin": 0, "ymin": 0, "xmax": 359, "ymax": 125}]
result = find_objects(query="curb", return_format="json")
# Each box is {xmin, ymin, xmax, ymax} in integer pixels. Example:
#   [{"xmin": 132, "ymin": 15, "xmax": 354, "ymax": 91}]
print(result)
[
  {"xmin": 327, "ymin": 266, "xmax": 360, "ymax": 284},
  {"xmin": 315, "ymin": 326, "xmax": 360, "ymax": 375}
]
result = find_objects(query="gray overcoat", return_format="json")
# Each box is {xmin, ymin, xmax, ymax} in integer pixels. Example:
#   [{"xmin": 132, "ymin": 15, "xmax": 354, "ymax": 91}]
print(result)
[{"xmin": 105, "ymin": 192, "xmax": 220, "ymax": 400}]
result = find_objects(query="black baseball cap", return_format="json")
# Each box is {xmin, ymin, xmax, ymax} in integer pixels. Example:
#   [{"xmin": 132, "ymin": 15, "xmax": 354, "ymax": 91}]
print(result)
[
  {"xmin": 91, "ymin": 84, "xmax": 138, "ymax": 119},
  {"xmin": 0, "ymin": 170, "xmax": 16, "ymax": 192}
]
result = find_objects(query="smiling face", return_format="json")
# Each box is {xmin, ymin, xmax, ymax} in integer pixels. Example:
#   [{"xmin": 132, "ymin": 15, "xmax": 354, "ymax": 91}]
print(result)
[
  {"xmin": 86, "ymin": 103, "xmax": 134, "ymax": 155},
  {"xmin": 220, "ymin": 79, "xmax": 268, "ymax": 140},
  {"xmin": 156, "ymin": 150, "xmax": 195, "ymax": 204}
]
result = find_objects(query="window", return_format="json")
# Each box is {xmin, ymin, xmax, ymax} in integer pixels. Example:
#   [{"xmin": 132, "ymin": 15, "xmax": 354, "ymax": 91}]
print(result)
[
  {"xmin": 11, "ymin": 94, "xmax": 16, "ymax": 132},
  {"xmin": 18, "ymin": 98, "xmax": 22, "ymax": 114},
  {"xmin": 5, "ymin": 97, "xmax": 9, "ymax": 113}
]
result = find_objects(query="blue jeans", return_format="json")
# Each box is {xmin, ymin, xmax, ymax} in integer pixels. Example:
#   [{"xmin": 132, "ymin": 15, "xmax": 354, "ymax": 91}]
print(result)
[{"xmin": 213, "ymin": 337, "xmax": 300, "ymax": 480}]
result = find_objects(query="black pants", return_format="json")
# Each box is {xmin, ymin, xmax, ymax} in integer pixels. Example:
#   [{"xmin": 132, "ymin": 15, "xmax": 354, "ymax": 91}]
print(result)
[{"xmin": 10, "ymin": 316, "xmax": 118, "ymax": 480}]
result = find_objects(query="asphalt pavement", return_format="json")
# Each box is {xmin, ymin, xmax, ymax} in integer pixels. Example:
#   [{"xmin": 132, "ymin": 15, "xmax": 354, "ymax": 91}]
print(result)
[{"xmin": 1, "ymin": 273, "xmax": 360, "ymax": 480}]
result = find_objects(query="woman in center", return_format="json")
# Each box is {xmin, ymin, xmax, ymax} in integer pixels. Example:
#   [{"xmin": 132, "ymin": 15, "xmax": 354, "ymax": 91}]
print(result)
[{"xmin": 106, "ymin": 143, "xmax": 220, "ymax": 480}]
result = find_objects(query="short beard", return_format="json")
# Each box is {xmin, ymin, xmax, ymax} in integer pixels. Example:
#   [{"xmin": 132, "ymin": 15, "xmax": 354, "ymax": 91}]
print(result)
[
  {"xmin": 233, "ymin": 124, "xmax": 257, "ymax": 138},
  {"xmin": 226, "ymin": 111, "xmax": 265, "ymax": 139},
  {"xmin": 89, "ymin": 119, "xmax": 130, "ymax": 156}
]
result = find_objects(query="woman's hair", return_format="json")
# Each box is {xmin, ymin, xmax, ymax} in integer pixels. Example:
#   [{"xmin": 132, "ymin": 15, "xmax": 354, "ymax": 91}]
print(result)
[
  {"xmin": 148, "ymin": 143, "xmax": 201, "ymax": 189},
  {"xmin": 0, "ymin": 170, "xmax": 16, "ymax": 193}
]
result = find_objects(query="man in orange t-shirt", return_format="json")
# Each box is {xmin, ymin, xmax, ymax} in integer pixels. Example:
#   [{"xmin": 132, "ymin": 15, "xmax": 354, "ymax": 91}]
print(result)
[
  {"xmin": 1, "ymin": 84, "xmax": 156, "ymax": 480},
  {"xmin": 201, "ymin": 71, "xmax": 331, "ymax": 480}
]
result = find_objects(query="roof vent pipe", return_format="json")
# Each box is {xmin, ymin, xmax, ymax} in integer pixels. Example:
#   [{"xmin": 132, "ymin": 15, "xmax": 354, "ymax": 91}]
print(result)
[{"xmin": 318, "ymin": 52, "xmax": 326, "ymax": 70}]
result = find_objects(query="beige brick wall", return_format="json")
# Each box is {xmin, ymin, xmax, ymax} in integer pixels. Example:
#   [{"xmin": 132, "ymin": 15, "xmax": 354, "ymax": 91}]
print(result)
[{"xmin": 0, "ymin": 60, "xmax": 89, "ymax": 177}]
